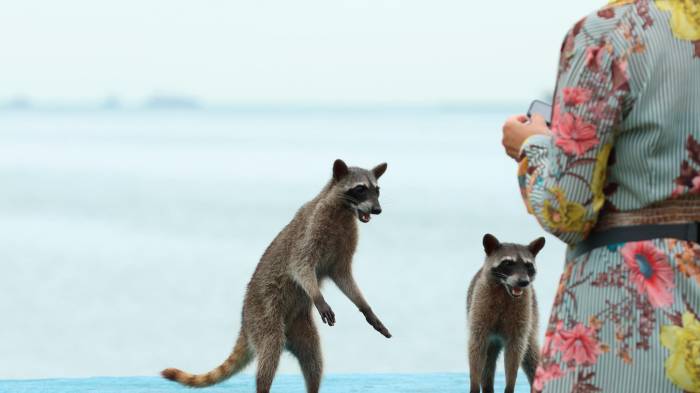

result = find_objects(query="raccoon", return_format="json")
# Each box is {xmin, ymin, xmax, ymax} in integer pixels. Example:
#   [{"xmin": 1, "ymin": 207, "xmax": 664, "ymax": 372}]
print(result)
[
  {"xmin": 467, "ymin": 233, "xmax": 545, "ymax": 393},
  {"xmin": 162, "ymin": 159, "xmax": 391, "ymax": 393}
]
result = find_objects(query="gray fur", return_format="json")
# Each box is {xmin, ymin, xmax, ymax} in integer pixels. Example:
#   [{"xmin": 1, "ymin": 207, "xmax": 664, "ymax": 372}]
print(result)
[
  {"xmin": 162, "ymin": 159, "xmax": 391, "ymax": 393},
  {"xmin": 467, "ymin": 234, "xmax": 544, "ymax": 393}
]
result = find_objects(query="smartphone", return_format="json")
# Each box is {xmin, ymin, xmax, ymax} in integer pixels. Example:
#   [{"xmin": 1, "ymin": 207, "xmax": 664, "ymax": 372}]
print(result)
[{"xmin": 527, "ymin": 100, "xmax": 552, "ymax": 126}]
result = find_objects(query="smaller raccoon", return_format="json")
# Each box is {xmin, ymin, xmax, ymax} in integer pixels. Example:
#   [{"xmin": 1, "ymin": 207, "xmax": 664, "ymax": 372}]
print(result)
[{"xmin": 467, "ymin": 234, "xmax": 545, "ymax": 393}]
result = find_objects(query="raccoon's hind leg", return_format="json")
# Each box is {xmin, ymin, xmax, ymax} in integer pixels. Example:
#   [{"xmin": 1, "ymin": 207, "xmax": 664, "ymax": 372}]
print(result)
[
  {"xmin": 480, "ymin": 340, "xmax": 502, "ymax": 393},
  {"xmin": 521, "ymin": 335, "xmax": 539, "ymax": 385},
  {"xmin": 468, "ymin": 330, "xmax": 488, "ymax": 393},
  {"xmin": 250, "ymin": 320, "xmax": 285, "ymax": 393},
  {"xmin": 504, "ymin": 337, "xmax": 527, "ymax": 393},
  {"xmin": 285, "ymin": 312, "xmax": 322, "ymax": 393}
]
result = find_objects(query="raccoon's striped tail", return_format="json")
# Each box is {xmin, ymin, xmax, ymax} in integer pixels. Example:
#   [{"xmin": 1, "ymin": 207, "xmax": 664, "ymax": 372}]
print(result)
[{"xmin": 161, "ymin": 331, "xmax": 252, "ymax": 388}]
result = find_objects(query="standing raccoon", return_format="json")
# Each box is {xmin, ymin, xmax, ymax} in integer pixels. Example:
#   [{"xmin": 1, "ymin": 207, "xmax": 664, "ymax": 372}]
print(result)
[
  {"xmin": 467, "ymin": 234, "xmax": 545, "ymax": 393},
  {"xmin": 162, "ymin": 159, "xmax": 392, "ymax": 393}
]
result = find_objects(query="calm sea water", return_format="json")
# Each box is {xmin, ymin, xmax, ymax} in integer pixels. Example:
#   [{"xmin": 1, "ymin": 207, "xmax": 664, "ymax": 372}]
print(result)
[
  {"xmin": 0, "ymin": 108, "xmax": 564, "ymax": 380},
  {"xmin": 0, "ymin": 374, "xmax": 531, "ymax": 393}
]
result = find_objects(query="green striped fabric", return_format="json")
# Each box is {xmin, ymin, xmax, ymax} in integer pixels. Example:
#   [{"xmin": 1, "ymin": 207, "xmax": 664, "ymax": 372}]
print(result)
[{"xmin": 518, "ymin": 2, "xmax": 700, "ymax": 392}]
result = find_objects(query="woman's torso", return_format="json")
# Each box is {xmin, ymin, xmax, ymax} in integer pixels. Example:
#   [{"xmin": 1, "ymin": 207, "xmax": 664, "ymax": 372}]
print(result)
[{"xmin": 603, "ymin": 2, "xmax": 700, "ymax": 211}]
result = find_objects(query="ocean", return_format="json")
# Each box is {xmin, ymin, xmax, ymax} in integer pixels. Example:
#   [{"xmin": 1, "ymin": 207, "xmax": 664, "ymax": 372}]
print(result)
[{"xmin": 0, "ymin": 108, "xmax": 564, "ymax": 389}]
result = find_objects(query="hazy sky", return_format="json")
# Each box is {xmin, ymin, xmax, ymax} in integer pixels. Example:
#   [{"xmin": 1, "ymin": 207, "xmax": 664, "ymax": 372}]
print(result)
[{"xmin": 1, "ymin": 0, "xmax": 605, "ymax": 104}]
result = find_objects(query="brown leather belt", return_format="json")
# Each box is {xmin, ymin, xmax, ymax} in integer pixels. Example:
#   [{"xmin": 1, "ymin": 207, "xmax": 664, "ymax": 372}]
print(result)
[{"xmin": 573, "ymin": 196, "xmax": 700, "ymax": 257}]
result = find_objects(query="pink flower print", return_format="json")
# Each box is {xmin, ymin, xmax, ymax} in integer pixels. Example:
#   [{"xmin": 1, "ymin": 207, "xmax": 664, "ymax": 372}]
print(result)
[
  {"xmin": 542, "ymin": 321, "xmax": 565, "ymax": 357},
  {"xmin": 672, "ymin": 184, "xmax": 687, "ymax": 198},
  {"xmin": 612, "ymin": 58, "xmax": 630, "ymax": 92},
  {"xmin": 551, "ymin": 102, "xmax": 561, "ymax": 128},
  {"xmin": 555, "ymin": 323, "xmax": 601, "ymax": 365},
  {"xmin": 562, "ymin": 87, "xmax": 592, "ymax": 106},
  {"xmin": 533, "ymin": 363, "xmax": 565, "ymax": 391},
  {"xmin": 553, "ymin": 112, "xmax": 600, "ymax": 156},
  {"xmin": 597, "ymin": 8, "xmax": 616, "ymax": 19},
  {"xmin": 585, "ymin": 44, "xmax": 606, "ymax": 71},
  {"xmin": 620, "ymin": 241, "xmax": 675, "ymax": 308}
]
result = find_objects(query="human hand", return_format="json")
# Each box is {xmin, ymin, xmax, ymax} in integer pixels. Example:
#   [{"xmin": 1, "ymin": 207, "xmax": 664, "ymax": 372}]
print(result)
[{"xmin": 501, "ymin": 114, "xmax": 550, "ymax": 160}]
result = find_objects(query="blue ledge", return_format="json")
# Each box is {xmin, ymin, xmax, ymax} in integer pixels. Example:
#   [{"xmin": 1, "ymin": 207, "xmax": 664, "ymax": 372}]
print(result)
[{"xmin": 0, "ymin": 373, "xmax": 531, "ymax": 393}]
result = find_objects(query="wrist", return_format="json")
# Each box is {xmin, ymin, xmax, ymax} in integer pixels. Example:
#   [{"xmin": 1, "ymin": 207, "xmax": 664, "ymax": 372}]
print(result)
[
  {"xmin": 313, "ymin": 295, "xmax": 326, "ymax": 306},
  {"xmin": 519, "ymin": 133, "xmax": 552, "ymax": 156}
]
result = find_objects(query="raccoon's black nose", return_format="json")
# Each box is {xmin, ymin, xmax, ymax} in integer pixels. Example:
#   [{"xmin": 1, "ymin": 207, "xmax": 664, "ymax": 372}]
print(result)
[
  {"xmin": 371, "ymin": 207, "xmax": 382, "ymax": 215},
  {"xmin": 516, "ymin": 279, "xmax": 530, "ymax": 288}
]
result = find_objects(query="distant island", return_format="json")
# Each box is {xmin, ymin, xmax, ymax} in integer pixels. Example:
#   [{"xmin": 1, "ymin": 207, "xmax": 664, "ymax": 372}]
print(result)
[
  {"xmin": 0, "ymin": 94, "xmax": 534, "ymax": 113},
  {"xmin": 1, "ymin": 96, "xmax": 33, "ymax": 110},
  {"xmin": 0, "ymin": 94, "xmax": 202, "ymax": 111},
  {"xmin": 143, "ymin": 95, "xmax": 201, "ymax": 110}
]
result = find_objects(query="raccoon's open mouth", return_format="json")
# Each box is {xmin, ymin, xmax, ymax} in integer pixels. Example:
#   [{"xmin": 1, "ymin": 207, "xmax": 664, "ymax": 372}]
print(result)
[
  {"xmin": 506, "ymin": 285, "xmax": 524, "ymax": 298},
  {"xmin": 357, "ymin": 210, "xmax": 371, "ymax": 223}
]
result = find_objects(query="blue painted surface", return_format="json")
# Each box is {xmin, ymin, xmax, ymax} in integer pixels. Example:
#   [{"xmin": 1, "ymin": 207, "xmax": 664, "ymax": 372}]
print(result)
[{"xmin": 0, "ymin": 374, "xmax": 531, "ymax": 393}]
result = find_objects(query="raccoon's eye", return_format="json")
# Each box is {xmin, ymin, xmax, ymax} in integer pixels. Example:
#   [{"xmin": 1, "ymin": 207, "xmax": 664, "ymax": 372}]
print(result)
[
  {"xmin": 525, "ymin": 263, "xmax": 536, "ymax": 275},
  {"xmin": 353, "ymin": 185, "xmax": 368, "ymax": 194}
]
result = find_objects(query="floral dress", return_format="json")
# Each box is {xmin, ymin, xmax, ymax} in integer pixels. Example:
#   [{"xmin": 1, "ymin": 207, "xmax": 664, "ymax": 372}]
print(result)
[{"xmin": 518, "ymin": 1, "xmax": 700, "ymax": 392}]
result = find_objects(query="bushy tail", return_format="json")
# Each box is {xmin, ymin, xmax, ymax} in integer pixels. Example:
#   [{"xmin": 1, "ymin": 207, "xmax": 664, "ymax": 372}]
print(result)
[{"xmin": 161, "ymin": 331, "xmax": 252, "ymax": 388}]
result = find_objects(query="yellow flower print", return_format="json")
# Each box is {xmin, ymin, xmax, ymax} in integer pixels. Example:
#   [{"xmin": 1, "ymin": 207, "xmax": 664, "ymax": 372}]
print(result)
[
  {"xmin": 518, "ymin": 157, "xmax": 535, "ymax": 214},
  {"xmin": 607, "ymin": 0, "xmax": 634, "ymax": 6},
  {"xmin": 518, "ymin": 156, "xmax": 528, "ymax": 177},
  {"xmin": 674, "ymin": 241, "xmax": 700, "ymax": 285},
  {"xmin": 657, "ymin": 0, "xmax": 700, "ymax": 41},
  {"xmin": 608, "ymin": 1, "xmax": 700, "ymax": 41},
  {"xmin": 543, "ymin": 187, "xmax": 588, "ymax": 232},
  {"xmin": 591, "ymin": 144, "xmax": 613, "ymax": 213},
  {"xmin": 661, "ymin": 312, "xmax": 700, "ymax": 392}
]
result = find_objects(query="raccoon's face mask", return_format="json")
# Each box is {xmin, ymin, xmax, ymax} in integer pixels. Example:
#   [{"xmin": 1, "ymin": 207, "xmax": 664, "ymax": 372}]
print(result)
[
  {"xmin": 332, "ymin": 159, "xmax": 387, "ymax": 224},
  {"xmin": 345, "ymin": 183, "xmax": 381, "ymax": 223},
  {"xmin": 491, "ymin": 257, "xmax": 536, "ymax": 298},
  {"xmin": 482, "ymin": 234, "xmax": 545, "ymax": 298}
]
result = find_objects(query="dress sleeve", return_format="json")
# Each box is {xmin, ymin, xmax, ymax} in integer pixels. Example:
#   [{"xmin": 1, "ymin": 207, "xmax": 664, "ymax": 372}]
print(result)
[{"xmin": 518, "ymin": 7, "xmax": 636, "ymax": 245}]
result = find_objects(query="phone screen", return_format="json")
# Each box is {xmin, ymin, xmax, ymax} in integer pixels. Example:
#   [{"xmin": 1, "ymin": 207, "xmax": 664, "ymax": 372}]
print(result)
[{"xmin": 527, "ymin": 100, "xmax": 552, "ymax": 126}]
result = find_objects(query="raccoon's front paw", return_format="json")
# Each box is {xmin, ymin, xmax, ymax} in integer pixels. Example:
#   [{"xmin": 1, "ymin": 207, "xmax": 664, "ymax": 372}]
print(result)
[
  {"xmin": 363, "ymin": 310, "xmax": 392, "ymax": 338},
  {"xmin": 315, "ymin": 299, "xmax": 336, "ymax": 326}
]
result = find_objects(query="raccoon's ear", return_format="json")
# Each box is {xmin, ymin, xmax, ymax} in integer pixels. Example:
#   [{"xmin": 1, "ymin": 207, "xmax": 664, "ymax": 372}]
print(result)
[
  {"xmin": 333, "ymin": 159, "xmax": 349, "ymax": 181},
  {"xmin": 528, "ymin": 237, "xmax": 546, "ymax": 256},
  {"xmin": 483, "ymin": 233, "xmax": 501, "ymax": 256},
  {"xmin": 372, "ymin": 162, "xmax": 388, "ymax": 179}
]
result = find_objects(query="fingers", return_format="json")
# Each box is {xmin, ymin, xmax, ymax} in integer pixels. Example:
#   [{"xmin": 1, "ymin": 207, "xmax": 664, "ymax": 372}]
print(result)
[
  {"xmin": 321, "ymin": 311, "xmax": 335, "ymax": 326},
  {"xmin": 506, "ymin": 114, "xmax": 529, "ymax": 124},
  {"xmin": 503, "ymin": 117, "xmax": 528, "ymax": 132},
  {"xmin": 365, "ymin": 313, "xmax": 391, "ymax": 338},
  {"xmin": 378, "ymin": 324, "xmax": 392, "ymax": 338},
  {"xmin": 530, "ymin": 113, "xmax": 548, "ymax": 127},
  {"xmin": 317, "ymin": 302, "xmax": 336, "ymax": 326},
  {"xmin": 502, "ymin": 113, "xmax": 548, "ymax": 160},
  {"xmin": 374, "ymin": 321, "xmax": 391, "ymax": 338},
  {"xmin": 502, "ymin": 120, "xmax": 525, "ymax": 160}
]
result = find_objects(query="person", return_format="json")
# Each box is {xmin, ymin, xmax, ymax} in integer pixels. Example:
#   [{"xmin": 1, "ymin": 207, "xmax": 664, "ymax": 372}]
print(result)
[{"xmin": 501, "ymin": 1, "xmax": 700, "ymax": 392}]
